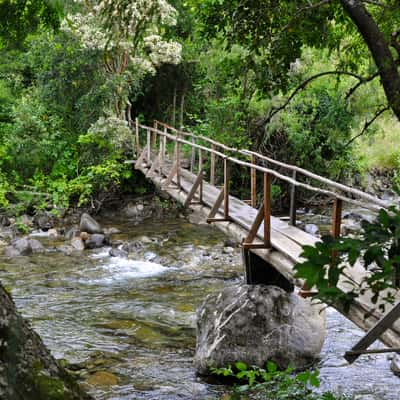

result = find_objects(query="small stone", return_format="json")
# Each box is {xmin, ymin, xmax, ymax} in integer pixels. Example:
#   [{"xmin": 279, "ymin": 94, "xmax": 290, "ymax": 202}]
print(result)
[
  {"xmin": 13, "ymin": 238, "xmax": 32, "ymax": 256},
  {"xmin": 19, "ymin": 215, "xmax": 33, "ymax": 227},
  {"xmin": 29, "ymin": 239, "xmax": 45, "ymax": 253},
  {"xmin": 33, "ymin": 212, "xmax": 54, "ymax": 231},
  {"xmin": 71, "ymin": 237, "xmax": 85, "ymax": 251},
  {"xmin": 137, "ymin": 204, "xmax": 144, "ymax": 211},
  {"xmin": 85, "ymin": 234, "xmax": 106, "ymax": 249},
  {"xmin": 0, "ymin": 215, "xmax": 10, "ymax": 227},
  {"xmin": 80, "ymin": 213, "xmax": 103, "ymax": 234},
  {"xmin": 4, "ymin": 246, "xmax": 21, "ymax": 257},
  {"xmin": 109, "ymin": 248, "xmax": 128, "ymax": 258},
  {"xmin": 391, "ymin": 354, "xmax": 400, "ymax": 377},
  {"xmin": 136, "ymin": 235, "xmax": 152, "ymax": 244},
  {"xmin": 305, "ymin": 223, "xmax": 319, "ymax": 236},
  {"xmin": 87, "ymin": 371, "xmax": 119, "ymax": 386},
  {"xmin": 0, "ymin": 239, "xmax": 7, "ymax": 246},
  {"xmin": 65, "ymin": 227, "xmax": 80, "ymax": 240},
  {"xmin": 224, "ymin": 239, "xmax": 237, "ymax": 248},
  {"xmin": 104, "ymin": 227, "xmax": 121, "ymax": 235},
  {"xmin": 222, "ymin": 246, "xmax": 234, "ymax": 254},
  {"xmin": 80, "ymin": 231, "xmax": 89, "ymax": 241},
  {"xmin": 47, "ymin": 228, "xmax": 58, "ymax": 239}
]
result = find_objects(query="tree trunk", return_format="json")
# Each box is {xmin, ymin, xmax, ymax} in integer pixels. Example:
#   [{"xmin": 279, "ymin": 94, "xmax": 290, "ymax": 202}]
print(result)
[
  {"xmin": 0, "ymin": 283, "xmax": 93, "ymax": 400},
  {"xmin": 340, "ymin": 0, "xmax": 400, "ymax": 120}
]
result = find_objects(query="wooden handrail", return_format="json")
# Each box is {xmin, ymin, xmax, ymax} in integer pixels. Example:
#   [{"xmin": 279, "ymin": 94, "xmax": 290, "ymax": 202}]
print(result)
[{"xmin": 136, "ymin": 121, "xmax": 395, "ymax": 212}]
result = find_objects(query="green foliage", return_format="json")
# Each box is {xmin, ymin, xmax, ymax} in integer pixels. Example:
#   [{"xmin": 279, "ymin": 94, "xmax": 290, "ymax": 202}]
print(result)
[
  {"xmin": 211, "ymin": 361, "xmax": 347, "ymax": 400},
  {"xmin": 295, "ymin": 207, "xmax": 400, "ymax": 314}
]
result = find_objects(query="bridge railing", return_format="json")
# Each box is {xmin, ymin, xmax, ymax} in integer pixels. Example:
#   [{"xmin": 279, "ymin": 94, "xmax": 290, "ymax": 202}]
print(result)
[{"xmin": 134, "ymin": 118, "xmax": 396, "ymax": 250}]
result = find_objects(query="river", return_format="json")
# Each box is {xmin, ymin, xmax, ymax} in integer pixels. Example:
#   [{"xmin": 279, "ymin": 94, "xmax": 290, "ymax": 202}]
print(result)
[{"xmin": 0, "ymin": 215, "xmax": 399, "ymax": 399}]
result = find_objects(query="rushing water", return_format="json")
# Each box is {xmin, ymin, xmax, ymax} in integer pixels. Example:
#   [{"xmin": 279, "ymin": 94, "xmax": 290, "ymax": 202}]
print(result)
[{"xmin": 0, "ymin": 216, "xmax": 399, "ymax": 399}]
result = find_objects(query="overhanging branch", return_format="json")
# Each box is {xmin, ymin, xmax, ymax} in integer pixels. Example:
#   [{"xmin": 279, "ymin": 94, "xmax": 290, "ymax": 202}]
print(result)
[
  {"xmin": 345, "ymin": 106, "xmax": 390, "ymax": 146},
  {"xmin": 345, "ymin": 71, "xmax": 380, "ymax": 99},
  {"xmin": 260, "ymin": 70, "xmax": 364, "ymax": 126}
]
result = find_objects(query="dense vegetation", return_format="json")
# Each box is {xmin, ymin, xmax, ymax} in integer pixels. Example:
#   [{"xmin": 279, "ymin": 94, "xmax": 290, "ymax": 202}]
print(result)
[{"xmin": 0, "ymin": 0, "xmax": 399, "ymax": 213}]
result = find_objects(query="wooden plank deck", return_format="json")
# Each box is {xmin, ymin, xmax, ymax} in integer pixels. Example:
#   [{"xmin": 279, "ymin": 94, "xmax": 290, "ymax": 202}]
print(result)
[{"xmin": 136, "ymin": 155, "xmax": 400, "ymax": 349}]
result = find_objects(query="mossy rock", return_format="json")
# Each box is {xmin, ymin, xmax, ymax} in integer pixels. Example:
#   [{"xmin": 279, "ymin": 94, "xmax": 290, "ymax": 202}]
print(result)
[{"xmin": 87, "ymin": 371, "xmax": 119, "ymax": 386}]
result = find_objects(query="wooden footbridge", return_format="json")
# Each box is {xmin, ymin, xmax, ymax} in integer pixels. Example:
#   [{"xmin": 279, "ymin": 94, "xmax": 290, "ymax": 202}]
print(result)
[{"xmin": 130, "ymin": 118, "xmax": 400, "ymax": 360}]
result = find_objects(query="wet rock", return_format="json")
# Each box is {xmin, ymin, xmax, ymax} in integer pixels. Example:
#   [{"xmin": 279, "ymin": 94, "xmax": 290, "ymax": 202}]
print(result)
[
  {"xmin": 33, "ymin": 211, "xmax": 54, "ymax": 231},
  {"xmin": 71, "ymin": 237, "xmax": 85, "ymax": 251},
  {"xmin": 109, "ymin": 248, "xmax": 128, "ymax": 258},
  {"xmin": 0, "ymin": 228, "xmax": 14, "ymax": 241},
  {"xmin": 58, "ymin": 245, "xmax": 75, "ymax": 256},
  {"xmin": 19, "ymin": 214, "xmax": 33, "ymax": 227},
  {"xmin": 104, "ymin": 227, "xmax": 121, "ymax": 235},
  {"xmin": 136, "ymin": 235, "xmax": 153, "ymax": 244},
  {"xmin": 0, "ymin": 239, "xmax": 7, "ymax": 247},
  {"xmin": 0, "ymin": 215, "xmax": 10, "ymax": 227},
  {"xmin": 80, "ymin": 213, "xmax": 103, "ymax": 234},
  {"xmin": 224, "ymin": 239, "xmax": 237, "ymax": 248},
  {"xmin": 194, "ymin": 284, "xmax": 325, "ymax": 374},
  {"xmin": 87, "ymin": 371, "xmax": 119, "ymax": 386},
  {"xmin": 80, "ymin": 231, "xmax": 89, "ymax": 241},
  {"xmin": 4, "ymin": 246, "xmax": 21, "ymax": 257},
  {"xmin": 144, "ymin": 251, "xmax": 157, "ymax": 261},
  {"xmin": 29, "ymin": 238, "xmax": 45, "ymax": 253},
  {"xmin": 390, "ymin": 354, "xmax": 400, "ymax": 377},
  {"xmin": 48, "ymin": 228, "xmax": 58, "ymax": 239},
  {"xmin": 222, "ymin": 246, "xmax": 234, "ymax": 255},
  {"xmin": 305, "ymin": 223, "xmax": 319, "ymax": 236},
  {"xmin": 85, "ymin": 234, "xmax": 106, "ymax": 249},
  {"xmin": 121, "ymin": 241, "xmax": 143, "ymax": 253},
  {"xmin": 12, "ymin": 238, "xmax": 32, "ymax": 256},
  {"xmin": 65, "ymin": 227, "xmax": 80, "ymax": 240}
]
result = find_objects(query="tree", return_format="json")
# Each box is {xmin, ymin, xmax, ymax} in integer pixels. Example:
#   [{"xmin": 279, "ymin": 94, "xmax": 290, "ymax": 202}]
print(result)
[
  {"xmin": 0, "ymin": 0, "xmax": 61, "ymax": 47},
  {"xmin": 195, "ymin": 0, "xmax": 400, "ymax": 123}
]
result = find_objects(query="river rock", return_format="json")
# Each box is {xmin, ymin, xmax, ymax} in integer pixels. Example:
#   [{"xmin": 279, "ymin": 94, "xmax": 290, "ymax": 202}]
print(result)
[
  {"xmin": 19, "ymin": 214, "xmax": 33, "ymax": 227},
  {"xmin": 48, "ymin": 228, "xmax": 58, "ymax": 239},
  {"xmin": 85, "ymin": 234, "xmax": 106, "ymax": 249},
  {"xmin": 0, "ymin": 215, "xmax": 10, "ymax": 227},
  {"xmin": 121, "ymin": 241, "xmax": 143, "ymax": 253},
  {"xmin": 71, "ymin": 237, "xmax": 85, "ymax": 251},
  {"xmin": 109, "ymin": 248, "xmax": 128, "ymax": 258},
  {"xmin": 33, "ymin": 211, "xmax": 54, "ymax": 231},
  {"xmin": 104, "ymin": 227, "xmax": 121, "ymax": 235},
  {"xmin": 194, "ymin": 284, "xmax": 325, "ymax": 374},
  {"xmin": 29, "ymin": 238, "xmax": 45, "ymax": 253},
  {"xmin": 4, "ymin": 246, "xmax": 21, "ymax": 257},
  {"xmin": 12, "ymin": 238, "xmax": 32, "ymax": 256},
  {"xmin": 66, "ymin": 227, "xmax": 80, "ymax": 240},
  {"xmin": 390, "ymin": 354, "xmax": 400, "ymax": 377},
  {"xmin": 80, "ymin": 213, "xmax": 103, "ymax": 234},
  {"xmin": 305, "ymin": 223, "xmax": 319, "ymax": 236}
]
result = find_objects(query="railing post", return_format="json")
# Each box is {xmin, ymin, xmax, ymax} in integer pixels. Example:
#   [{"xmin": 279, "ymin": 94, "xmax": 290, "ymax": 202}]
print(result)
[
  {"xmin": 135, "ymin": 117, "xmax": 140, "ymax": 158},
  {"xmin": 264, "ymin": 172, "xmax": 271, "ymax": 248},
  {"xmin": 152, "ymin": 121, "xmax": 158, "ymax": 150},
  {"xmin": 251, "ymin": 154, "xmax": 257, "ymax": 208},
  {"xmin": 224, "ymin": 158, "xmax": 229, "ymax": 219},
  {"xmin": 210, "ymin": 145, "xmax": 216, "ymax": 185},
  {"xmin": 289, "ymin": 170, "xmax": 297, "ymax": 226},
  {"xmin": 199, "ymin": 149, "xmax": 203, "ymax": 203},
  {"xmin": 146, "ymin": 129, "xmax": 151, "ymax": 162},
  {"xmin": 191, "ymin": 136, "xmax": 196, "ymax": 173},
  {"xmin": 332, "ymin": 198, "xmax": 342, "ymax": 239},
  {"xmin": 176, "ymin": 131, "xmax": 181, "ymax": 188},
  {"xmin": 163, "ymin": 127, "xmax": 167, "ymax": 161}
]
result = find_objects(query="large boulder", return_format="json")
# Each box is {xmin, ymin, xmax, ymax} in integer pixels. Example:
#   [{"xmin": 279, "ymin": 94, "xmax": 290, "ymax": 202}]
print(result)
[
  {"xmin": 12, "ymin": 238, "xmax": 32, "ymax": 256},
  {"xmin": 194, "ymin": 284, "xmax": 325, "ymax": 374},
  {"xmin": 84, "ymin": 234, "xmax": 106, "ymax": 249},
  {"xmin": 79, "ymin": 213, "xmax": 103, "ymax": 234},
  {"xmin": 0, "ymin": 283, "xmax": 93, "ymax": 400},
  {"xmin": 33, "ymin": 212, "xmax": 54, "ymax": 231}
]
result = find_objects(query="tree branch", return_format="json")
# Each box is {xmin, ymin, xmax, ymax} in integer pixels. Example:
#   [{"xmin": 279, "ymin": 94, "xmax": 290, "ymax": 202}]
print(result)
[
  {"xmin": 260, "ymin": 70, "xmax": 364, "ymax": 126},
  {"xmin": 345, "ymin": 106, "xmax": 390, "ymax": 146},
  {"xmin": 345, "ymin": 71, "xmax": 380, "ymax": 99}
]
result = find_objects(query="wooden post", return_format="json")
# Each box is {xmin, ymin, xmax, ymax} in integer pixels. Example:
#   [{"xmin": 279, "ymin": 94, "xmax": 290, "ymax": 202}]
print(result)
[
  {"xmin": 251, "ymin": 154, "xmax": 257, "ymax": 208},
  {"xmin": 210, "ymin": 145, "xmax": 216, "ymax": 185},
  {"xmin": 163, "ymin": 127, "xmax": 167, "ymax": 161},
  {"xmin": 332, "ymin": 198, "xmax": 343, "ymax": 238},
  {"xmin": 135, "ymin": 118, "xmax": 140, "ymax": 158},
  {"xmin": 152, "ymin": 121, "xmax": 158, "ymax": 150},
  {"xmin": 190, "ymin": 136, "xmax": 196, "ymax": 173},
  {"xmin": 146, "ymin": 129, "xmax": 151, "ymax": 162},
  {"xmin": 289, "ymin": 170, "xmax": 297, "ymax": 226},
  {"xmin": 199, "ymin": 149, "xmax": 203, "ymax": 203},
  {"xmin": 176, "ymin": 132, "xmax": 181, "ymax": 188},
  {"xmin": 264, "ymin": 172, "xmax": 271, "ymax": 248},
  {"xmin": 224, "ymin": 158, "xmax": 229, "ymax": 219}
]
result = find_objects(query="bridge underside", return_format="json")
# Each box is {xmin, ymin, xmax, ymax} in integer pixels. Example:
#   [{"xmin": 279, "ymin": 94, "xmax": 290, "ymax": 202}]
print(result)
[{"xmin": 135, "ymin": 153, "xmax": 400, "ymax": 349}]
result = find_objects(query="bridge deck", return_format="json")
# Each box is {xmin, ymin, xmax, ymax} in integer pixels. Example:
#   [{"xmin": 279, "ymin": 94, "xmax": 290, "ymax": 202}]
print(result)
[{"xmin": 133, "ymin": 120, "xmax": 400, "ymax": 353}]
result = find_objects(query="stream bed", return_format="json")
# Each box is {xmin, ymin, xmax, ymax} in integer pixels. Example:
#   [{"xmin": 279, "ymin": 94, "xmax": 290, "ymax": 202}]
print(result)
[{"xmin": 0, "ymin": 215, "xmax": 399, "ymax": 399}]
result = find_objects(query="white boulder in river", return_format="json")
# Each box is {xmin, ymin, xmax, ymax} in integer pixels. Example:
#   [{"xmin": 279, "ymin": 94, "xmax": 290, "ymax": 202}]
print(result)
[{"xmin": 194, "ymin": 284, "xmax": 325, "ymax": 374}]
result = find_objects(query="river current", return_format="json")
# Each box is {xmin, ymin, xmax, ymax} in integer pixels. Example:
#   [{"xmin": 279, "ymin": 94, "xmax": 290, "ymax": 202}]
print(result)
[{"xmin": 0, "ymin": 216, "xmax": 399, "ymax": 399}]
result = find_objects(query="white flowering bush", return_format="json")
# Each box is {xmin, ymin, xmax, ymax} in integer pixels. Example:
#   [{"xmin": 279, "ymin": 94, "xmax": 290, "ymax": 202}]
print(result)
[{"xmin": 62, "ymin": 0, "xmax": 182, "ymax": 75}]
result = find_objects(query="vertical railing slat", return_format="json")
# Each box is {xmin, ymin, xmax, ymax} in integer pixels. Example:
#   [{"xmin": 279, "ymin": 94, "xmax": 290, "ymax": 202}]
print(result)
[
  {"xmin": 264, "ymin": 172, "xmax": 271, "ymax": 248},
  {"xmin": 224, "ymin": 158, "xmax": 229, "ymax": 219},
  {"xmin": 251, "ymin": 154, "xmax": 257, "ymax": 208},
  {"xmin": 289, "ymin": 170, "xmax": 297, "ymax": 226}
]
